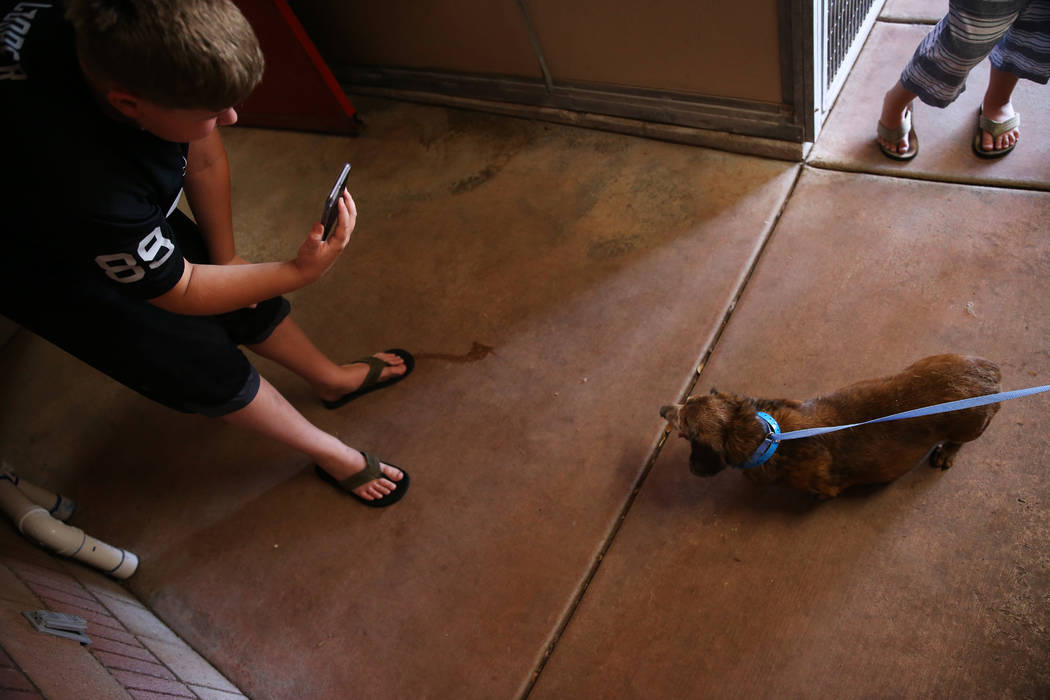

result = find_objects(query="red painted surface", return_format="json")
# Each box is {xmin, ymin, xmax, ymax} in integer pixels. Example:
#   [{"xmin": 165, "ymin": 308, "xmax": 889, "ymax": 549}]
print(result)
[{"xmin": 233, "ymin": 0, "xmax": 359, "ymax": 134}]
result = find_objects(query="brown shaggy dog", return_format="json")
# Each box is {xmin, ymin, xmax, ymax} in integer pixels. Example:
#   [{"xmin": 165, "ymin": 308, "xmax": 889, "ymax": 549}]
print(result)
[{"xmin": 660, "ymin": 354, "xmax": 1001, "ymax": 499}]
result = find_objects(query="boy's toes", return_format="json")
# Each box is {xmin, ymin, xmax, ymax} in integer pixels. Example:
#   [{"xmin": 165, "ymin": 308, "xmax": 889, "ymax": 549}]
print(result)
[
  {"xmin": 374, "ymin": 351, "xmax": 405, "ymax": 368},
  {"xmin": 375, "ymin": 355, "xmax": 407, "ymax": 380},
  {"xmin": 353, "ymin": 463, "xmax": 404, "ymax": 501},
  {"xmin": 354, "ymin": 480, "xmax": 392, "ymax": 501},
  {"xmin": 381, "ymin": 463, "xmax": 404, "ymax": 481}
]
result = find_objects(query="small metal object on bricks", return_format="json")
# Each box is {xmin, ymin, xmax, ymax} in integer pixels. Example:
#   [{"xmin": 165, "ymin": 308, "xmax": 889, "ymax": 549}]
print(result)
[{"xmin": 22, "ymin": 610, "xmax": 91, "ymax": 645}]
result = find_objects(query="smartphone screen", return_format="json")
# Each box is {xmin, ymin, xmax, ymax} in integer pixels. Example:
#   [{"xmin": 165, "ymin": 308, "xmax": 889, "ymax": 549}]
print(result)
[{"xmin": 321, "ymin": 163, "xmax": 351, "ymax": 241}]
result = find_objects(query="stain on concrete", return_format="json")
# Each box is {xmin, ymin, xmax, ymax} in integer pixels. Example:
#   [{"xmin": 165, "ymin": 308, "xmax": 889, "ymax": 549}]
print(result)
[
  {"xmin": 588, "ymin": 235, "xmax": 641, "ymax": 261},
  {"xmin": 452, "ymin": 165, "xmax": 501, "ymax": 194},
  {"xmin": 415, "ymin": 341, "xmax": 496, "ymax": 363}
]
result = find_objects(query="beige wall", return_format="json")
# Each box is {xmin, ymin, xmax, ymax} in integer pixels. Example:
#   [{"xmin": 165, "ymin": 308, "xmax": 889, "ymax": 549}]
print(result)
[
  {"xmin": 290, "ymin": 0, "xmax": 782, "ymax": 104},
  {"xmin": 526, "ymin": 0, "xmax": 781, "ymax": 102}
]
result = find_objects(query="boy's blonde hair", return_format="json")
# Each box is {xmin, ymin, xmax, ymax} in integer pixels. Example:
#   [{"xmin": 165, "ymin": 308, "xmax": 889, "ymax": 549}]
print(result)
[{"xmin": 66, "ymin": 0, "xmax": 264, "ymax": 110}]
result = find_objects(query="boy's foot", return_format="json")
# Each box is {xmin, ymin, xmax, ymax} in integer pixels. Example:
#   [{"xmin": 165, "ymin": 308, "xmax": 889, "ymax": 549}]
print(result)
[
  {"xmin": 316, "ymin": 450, "xmax": 409, "ymax": 506},
  {"xmin": 317, "ymin": 349, "xmax": 415, "ymax": 409},
  {"xmin": 974, "ymin": 103, "xmax": 1019, "ymax": 157}
]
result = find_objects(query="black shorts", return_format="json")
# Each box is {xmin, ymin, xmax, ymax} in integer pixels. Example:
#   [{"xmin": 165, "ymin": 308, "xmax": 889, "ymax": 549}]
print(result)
[{"xmin": 2, "ymin": 211, "xmax": 289, "ymax": 416}]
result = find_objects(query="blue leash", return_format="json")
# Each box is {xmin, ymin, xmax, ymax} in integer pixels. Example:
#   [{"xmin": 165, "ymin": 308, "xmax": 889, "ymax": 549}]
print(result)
[{"xmin": 738, "ymin": 384, "xmax": 1050, "ymax": 469}]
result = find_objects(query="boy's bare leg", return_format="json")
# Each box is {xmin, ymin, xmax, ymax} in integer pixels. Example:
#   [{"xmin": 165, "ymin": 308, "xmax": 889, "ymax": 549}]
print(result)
[
  {"xmin": 877, "ymin": 81, "xmax": 917, "ymax": 154},
  {"xmin": 247, "ymin": 316, "xmax": 406, "ymax": 402},
  {"xmin": 220, "ymin": 376, "xmax": 403, "ymax": 500},
  {"xmin": 980, "ymin": 66, "xmax": 1020, "ymax": 151}
]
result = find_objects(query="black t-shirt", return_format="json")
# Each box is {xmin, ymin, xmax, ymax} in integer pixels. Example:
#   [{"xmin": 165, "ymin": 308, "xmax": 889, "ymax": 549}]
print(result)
[{"xmin": 2, "ymin": 0, "xmax": 188, "ymax": 300}]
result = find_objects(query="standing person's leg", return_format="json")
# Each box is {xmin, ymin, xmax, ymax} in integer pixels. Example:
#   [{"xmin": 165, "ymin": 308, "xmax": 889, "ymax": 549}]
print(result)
[
  {"xmin": 978, "ymin": 66, "xmax": 1021, "ymax": 153},
  {"xmin": 877, "ymin": 0, "xmax": 1027, "ymax": 157},
  {"xmin": 978, "ymin": 0, "xmax": 1050, "ymax": 153},
  {"xmin": 878, "ymin": 82, "xmax": 919, "ymax": 156},
  {"xmin": 220, "ymin": 375, "xmax": 405, "ymax": 502}
]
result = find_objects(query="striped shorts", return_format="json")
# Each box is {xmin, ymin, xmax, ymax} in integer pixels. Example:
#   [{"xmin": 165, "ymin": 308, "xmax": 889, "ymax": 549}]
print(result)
[{"xmin": 901, "ymin": 0, "xmax": 1050, "ymax": 107}]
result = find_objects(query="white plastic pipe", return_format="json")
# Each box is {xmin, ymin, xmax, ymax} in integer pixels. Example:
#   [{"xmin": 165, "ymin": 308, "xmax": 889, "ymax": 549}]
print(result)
[
  {"xmin": 0, "ymin": 462, "xmax": 75, "ymax": 519},
  {"xmin": 11, "ymin": 475, "xmax": 76, "ymax": 521},
  {"xmin": 0, "ymin": 471, "xmax": 138, "ymax": 579}
]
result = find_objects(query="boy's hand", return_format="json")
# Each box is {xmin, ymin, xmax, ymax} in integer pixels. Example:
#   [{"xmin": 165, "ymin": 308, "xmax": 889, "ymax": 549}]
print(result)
[
  {"xmin": 151, "ymin": 191, "xmax": 357, "ymax": 316},
  {"xmin": 293, "ymin": 190, "xmax": 356, "ymax": 282}
]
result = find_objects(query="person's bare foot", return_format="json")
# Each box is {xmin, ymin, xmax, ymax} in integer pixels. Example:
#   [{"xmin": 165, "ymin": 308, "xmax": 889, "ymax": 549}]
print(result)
[
  {"xmin": 978, "ymin": 100, "xmax": 1019, "ymax": 153},
  {"xmin": 318, "ymin": 448, "xmax": 405, "ymax": 502},
  {"xmin": 877, "ymin": 95, "xmax": 913, "ymax": 155},
  {"xmin": 978, "ymin": 66, "xmax": 1021, "ymax": 155},
  {"xmin": 314, "ymin": 351, "xmax": 407, "ymax": 403}
]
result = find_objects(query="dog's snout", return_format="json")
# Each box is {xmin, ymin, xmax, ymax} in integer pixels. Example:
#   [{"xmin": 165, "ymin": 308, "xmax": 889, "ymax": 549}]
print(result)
[{"xmin": 660, "ymin": 404, "xmax": 677, "ymax": 421}]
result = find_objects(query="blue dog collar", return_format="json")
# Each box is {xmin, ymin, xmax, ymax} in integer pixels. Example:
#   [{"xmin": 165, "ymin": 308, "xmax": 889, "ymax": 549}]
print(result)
[{"xmin": 737, "ymin": 411, "xmax": 780, "ymax": 469}]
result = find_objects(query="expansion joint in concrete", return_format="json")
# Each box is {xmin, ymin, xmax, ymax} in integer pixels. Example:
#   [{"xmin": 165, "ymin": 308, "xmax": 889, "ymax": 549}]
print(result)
[{"xmin": 518, "ymin": 163, "xmax": 806, "ymax": 700}]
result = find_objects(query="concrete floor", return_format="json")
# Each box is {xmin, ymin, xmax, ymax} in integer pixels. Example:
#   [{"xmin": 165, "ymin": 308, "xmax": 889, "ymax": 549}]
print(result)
[{"xmin": 2, "ymin": 5, "xmax": 1049, "ymax": 698}]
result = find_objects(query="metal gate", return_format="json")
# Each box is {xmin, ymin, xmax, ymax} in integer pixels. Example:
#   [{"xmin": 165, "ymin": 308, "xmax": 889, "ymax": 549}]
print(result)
[{"xmin": 822, "ymin": 0, "xmax": 884, "ymax": 117}]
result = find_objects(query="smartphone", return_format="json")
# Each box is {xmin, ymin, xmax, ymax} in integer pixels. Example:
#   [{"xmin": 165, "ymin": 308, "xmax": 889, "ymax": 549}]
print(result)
[{"xmin": 320, "ymin": 163, "xmax": 351, "ymax": 241}]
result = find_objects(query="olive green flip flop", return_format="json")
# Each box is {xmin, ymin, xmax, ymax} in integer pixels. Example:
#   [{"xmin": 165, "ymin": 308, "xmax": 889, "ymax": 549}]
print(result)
[
  {"xmin": 321, "ymin": 348, "xmax": 414, "ymax": 409},
  {"xmin": 314, "ymin": 453, "xmax": 410, "ymax": 507}
]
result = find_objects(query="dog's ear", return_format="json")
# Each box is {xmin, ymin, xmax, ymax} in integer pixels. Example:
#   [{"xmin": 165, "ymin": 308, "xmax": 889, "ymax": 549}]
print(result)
[
  {"xmin": 719, "ymin": 400, "xmax": 769, "ymax": 467},
  {"xmin": 678, "ymin": 395, "xmax": 731, "ymax": 452},
  {"xmin": 709, "ymin": 387, "xmax": 718, "ymax": 395},
  {"xmin": 689, "ymin": 440, "xmax": 728, "ymax": 477},
  {"xmin": 676, "ymin": 393, "xmax": 737, "ymax": 478}
]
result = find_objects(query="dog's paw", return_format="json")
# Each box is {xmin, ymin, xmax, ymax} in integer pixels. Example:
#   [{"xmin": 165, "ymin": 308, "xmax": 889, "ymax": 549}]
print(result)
[{"xmin": 929, "ymin": 445, "xmax": 954, "ymax": 471}]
